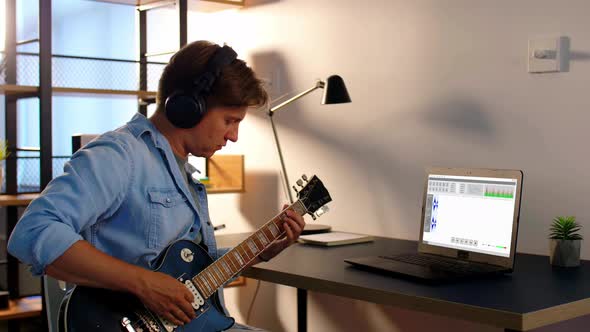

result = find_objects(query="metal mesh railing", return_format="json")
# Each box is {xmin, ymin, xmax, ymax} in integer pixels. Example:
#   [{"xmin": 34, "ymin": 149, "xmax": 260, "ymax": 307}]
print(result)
[
  {"xmin": 1, "ymin": 156, "xmax": 71, "ymax": 193},
  {"xmin": 1, "ymin": 51, "xmax": 166, "ymax": 91}
]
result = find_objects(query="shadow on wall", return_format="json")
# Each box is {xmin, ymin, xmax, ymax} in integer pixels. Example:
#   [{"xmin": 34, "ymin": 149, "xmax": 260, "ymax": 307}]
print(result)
[
  {"xmin": 237, "ymin": 171, "xmax": 280, "ymax": 229},
  {"xmin": 248, "ymin": 50, "xmax": 295, "ymax": 119},
  {"xmin": 420, "ymin": 97, "xmax": 496, "ymax": 145},
  {"xmin": 248, "ymin": 49, "xmax": 502, "ymax": 236},
  {"xmin": 234, "ymin": 171, "xmax": 285, "ymax": 331}
]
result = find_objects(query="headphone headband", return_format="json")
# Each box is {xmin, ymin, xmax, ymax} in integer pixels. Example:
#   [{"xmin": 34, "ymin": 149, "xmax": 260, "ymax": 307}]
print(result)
[{"xmin": 165, "ymin": 44, "xmax": 238, "ymax": 129}]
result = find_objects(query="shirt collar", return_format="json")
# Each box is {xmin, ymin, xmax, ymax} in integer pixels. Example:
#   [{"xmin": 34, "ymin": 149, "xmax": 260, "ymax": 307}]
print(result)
[{"xmin": 126, "ymin": 112, "xmax": 168, "ymax": 149}]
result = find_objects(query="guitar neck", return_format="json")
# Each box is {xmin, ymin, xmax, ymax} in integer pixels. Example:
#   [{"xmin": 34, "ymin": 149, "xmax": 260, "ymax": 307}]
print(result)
[{"xmin": 191, "ymin": 200, "xmax": 307, "ymax": 298}]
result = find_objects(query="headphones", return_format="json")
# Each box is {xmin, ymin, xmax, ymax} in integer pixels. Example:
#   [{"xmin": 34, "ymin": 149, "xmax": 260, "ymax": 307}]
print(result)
[{"xmin": 164, "ymin": 45, "xmax": 238, "ymax": 129}]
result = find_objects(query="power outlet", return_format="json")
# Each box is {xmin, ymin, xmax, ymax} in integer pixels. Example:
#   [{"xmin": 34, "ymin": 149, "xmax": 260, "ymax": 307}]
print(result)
[{"xmin": 528, "ymin": 36, "xmax": 569, "ymax": 73}]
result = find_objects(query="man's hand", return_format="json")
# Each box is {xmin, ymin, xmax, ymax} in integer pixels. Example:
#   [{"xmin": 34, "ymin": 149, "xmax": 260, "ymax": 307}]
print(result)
[
  {"xmin": 135, "ymin": 271, "xmax": 196, "ymax": 326},
  {"xmin": 259, "ymin": 204, "xmax": 306, "ymax": 262}
]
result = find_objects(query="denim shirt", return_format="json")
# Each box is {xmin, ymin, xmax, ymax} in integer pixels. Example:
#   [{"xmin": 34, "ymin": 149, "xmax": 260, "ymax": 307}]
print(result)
[{"xmin": 7, "ymin": 113, "xmax": 232, "ymax": 312}]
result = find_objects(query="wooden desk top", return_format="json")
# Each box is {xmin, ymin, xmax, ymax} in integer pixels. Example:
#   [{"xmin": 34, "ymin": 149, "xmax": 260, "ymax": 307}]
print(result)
[
  {"xmin": 218, "ymin": 233, "xmax": 590, "ymax": 331},
  {"xmin": 0, "ymin": 296, "xmax": 42, "ymax": 320},
  {"xmin": 0, "ymin": 194, "xmax": 40, "ymax": 207}
]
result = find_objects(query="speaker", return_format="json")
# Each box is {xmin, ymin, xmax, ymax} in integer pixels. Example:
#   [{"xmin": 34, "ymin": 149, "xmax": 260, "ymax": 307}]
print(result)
[{"xmin": 164, "ymin": 45, "xmax": 237, "ymax": 129}]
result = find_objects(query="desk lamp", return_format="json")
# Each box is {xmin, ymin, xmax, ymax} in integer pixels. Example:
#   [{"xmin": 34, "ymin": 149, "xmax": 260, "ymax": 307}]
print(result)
[{"xmin": 268, "ymin": 75, "xmax": 351, "ymax": 234}]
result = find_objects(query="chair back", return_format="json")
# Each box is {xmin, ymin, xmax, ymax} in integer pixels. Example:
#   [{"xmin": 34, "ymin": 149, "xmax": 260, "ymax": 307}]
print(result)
[{"xmin": 43, "ymin": 276, "xmax": 72, "ymax": 332}]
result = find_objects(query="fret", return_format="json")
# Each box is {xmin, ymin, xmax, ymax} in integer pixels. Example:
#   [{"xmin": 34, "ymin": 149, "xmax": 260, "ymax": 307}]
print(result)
[
  {"xmin": 246, "ymin": 239, "xmax": 259, "ymax": 255},
  {"xmin": 212, "ymin": 266, "xmax": 224, "ymax": 286},
  {"xmin": 220, "ymin": 260, "xmax": 232, "ymax": 276},
  {"xmin": 238, "ymin": 244, "xmax": 249, "ymax": 261},
  {"xmin": 233, "ymin": 250, "xmax": 245, "ymax": 266},
  {"xmin": 251, "ymin": 236, "xmax": 264, "ymax": 251},
  {"xmin": 292, "ymin": 201, "xmax": 307, "ymax": 216},
  {"xmin": 210, "ymin": 266, "xmax": 222, "ymax": 286},
  {"xmin": 209, "ymin": 269, "xmax": 219, "ymax": 287},
  {"xmin": 239, "ymin": 243, "xmax": 251, "ymax": 261},
  {"xmin": 201, "ymin": 274, "xmax": 213, "ymax": 295},
  {"xmin": 268, "ymin": 222, "xmax": 280, "ymax": 237},
  {"xmin": 228, "ymin": 251, "xmax": 240, "ymax": 270},
  {"xmin": 201, "ymin": 272, "xmax": 212, "ymax": 293},
  {"xmin": 215, "ymin": 263, "xmax": 229, "ymax": 281},
  {"xmin": 194, "ymin": 278, "xmax": 207, "ymax": 296},
  {"xmin": 204, "ymin": 272, "xmax": 216, "ymax": 292},
  {"xmin": 261, "ymin": 226, "xmax": 273, "ymax": 242},
  {"xmin": 257, "ymin": 230, "xmax": 270, "ymax": 246}
]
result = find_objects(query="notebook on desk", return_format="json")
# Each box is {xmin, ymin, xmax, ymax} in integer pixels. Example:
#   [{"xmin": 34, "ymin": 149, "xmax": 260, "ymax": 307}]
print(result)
[{"xmin": 345, "ymin": 167, "xmax": 523, "ymax": 281}]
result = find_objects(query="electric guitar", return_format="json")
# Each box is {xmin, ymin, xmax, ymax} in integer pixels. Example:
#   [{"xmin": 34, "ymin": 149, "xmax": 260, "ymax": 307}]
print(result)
[{"xmin": 59, "ymin": 174, "xmax": 332, "ymax": 332}]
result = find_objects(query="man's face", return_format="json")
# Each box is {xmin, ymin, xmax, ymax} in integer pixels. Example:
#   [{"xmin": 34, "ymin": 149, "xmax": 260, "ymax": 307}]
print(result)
[{"xmin": 186, "ymin": 106, "xmax": 247, "ymax": 158}]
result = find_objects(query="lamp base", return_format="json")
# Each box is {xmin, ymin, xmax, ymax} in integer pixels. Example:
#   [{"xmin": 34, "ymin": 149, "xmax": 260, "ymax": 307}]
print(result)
[{"xmin": 302, "ymin": 224, "xmax": 332, "ymax": 235}]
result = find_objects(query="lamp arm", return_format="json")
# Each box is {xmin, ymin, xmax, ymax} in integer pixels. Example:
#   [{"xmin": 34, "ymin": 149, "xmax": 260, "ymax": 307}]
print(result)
[
  {"xmin": 268, "ymin": 80, "xmax": 325, "ymax": 116},
  {"xmin": 270, "ymin": 115, "xmax": 294, "ymax": 203}
]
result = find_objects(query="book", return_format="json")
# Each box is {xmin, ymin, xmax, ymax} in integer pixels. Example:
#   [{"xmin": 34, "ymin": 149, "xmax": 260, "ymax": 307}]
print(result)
[{"xmin": 298, "ymin": 232, "xmax": 374, "ymax": 247}]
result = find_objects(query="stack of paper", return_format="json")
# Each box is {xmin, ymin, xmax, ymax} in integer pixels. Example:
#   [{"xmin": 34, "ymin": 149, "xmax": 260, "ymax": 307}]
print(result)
[{"xmin": 298, "ymin": 232, "xmax": 374, "ymax": 247}]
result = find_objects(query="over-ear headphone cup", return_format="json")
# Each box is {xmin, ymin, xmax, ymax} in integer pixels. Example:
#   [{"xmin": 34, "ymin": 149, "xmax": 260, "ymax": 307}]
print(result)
[{"xmin": 165, "ymin": 94, "xmax": 206, "ymax": 129}]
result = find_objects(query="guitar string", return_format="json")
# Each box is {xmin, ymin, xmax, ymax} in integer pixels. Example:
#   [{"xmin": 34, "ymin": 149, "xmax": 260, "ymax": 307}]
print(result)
[{"xmin": 129, "ymin": 202, "xmax": 305, "ymax": 329}]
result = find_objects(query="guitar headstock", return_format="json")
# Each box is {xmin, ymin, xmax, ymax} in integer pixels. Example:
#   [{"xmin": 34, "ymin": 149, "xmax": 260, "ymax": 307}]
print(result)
[{"xmin": 295, "ymin": 175, "xmax": 332, "ymax": 219}]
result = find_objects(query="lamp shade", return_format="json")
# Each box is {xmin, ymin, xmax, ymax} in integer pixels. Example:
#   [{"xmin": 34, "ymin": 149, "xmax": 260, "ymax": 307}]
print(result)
[{"xmin": 321, "ymin": 75, "xmax": 351, "ymax": 105}]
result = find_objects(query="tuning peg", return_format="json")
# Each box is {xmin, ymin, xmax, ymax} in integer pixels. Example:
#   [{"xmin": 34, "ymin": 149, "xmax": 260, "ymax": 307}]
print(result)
[
  {"xmin": 296, "ymin": 179, "xmax": 304, "ymax": 187},
  {"xmin": 292, "ymin": 185, "xmax": 299, "ymax": 194},
  {"xmin": 315, "ymin": 205, "xmax": 330, "ymax": 218},
  {"xmin": 302, "ymin": 174, "xmax": 308, "ymax": 182},
  {"xmin": 310, "ymin": 214, "xmax": 317, "ymax": 220}
]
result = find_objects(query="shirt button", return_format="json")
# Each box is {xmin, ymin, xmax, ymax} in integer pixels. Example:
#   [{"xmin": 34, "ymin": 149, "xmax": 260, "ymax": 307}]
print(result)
[{"xmin": 166, "ymin": 198, "xmax": 171, "ymax": 203}]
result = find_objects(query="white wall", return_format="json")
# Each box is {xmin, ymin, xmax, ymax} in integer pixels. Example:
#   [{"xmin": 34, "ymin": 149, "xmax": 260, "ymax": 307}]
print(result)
[{"xmin": 184, "ymin": 1, "xmax": 590, "ymax": 331}]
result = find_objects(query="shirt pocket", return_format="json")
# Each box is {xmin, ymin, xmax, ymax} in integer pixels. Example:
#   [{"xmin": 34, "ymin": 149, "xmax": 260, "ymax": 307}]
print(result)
[{"xmin": 147, "ymin": 188, "xmax": 190, "ymax": 249}]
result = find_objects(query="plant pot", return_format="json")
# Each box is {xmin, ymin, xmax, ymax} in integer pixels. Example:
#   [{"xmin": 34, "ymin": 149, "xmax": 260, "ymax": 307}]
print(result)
[{"xmin": 549, "ymin": 239, "xmax": 581, "ymax": 267}]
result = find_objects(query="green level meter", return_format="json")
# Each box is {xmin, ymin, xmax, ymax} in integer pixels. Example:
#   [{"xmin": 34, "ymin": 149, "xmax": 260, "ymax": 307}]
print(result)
[{"xmin": 484, "ymin": 192, "xmax": 513, "ymax": 198}]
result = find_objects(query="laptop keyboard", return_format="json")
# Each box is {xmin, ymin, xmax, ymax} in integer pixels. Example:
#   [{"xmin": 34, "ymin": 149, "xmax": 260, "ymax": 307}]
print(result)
[{"xmin": 380, "ymin": 254, "xmax": 502, "ymax": 275}]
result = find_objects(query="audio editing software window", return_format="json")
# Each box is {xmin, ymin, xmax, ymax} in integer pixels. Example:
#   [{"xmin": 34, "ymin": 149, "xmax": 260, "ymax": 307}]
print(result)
[{"xmin": 422, "ymin": 175, "xmax": 517, "ymax": 257}]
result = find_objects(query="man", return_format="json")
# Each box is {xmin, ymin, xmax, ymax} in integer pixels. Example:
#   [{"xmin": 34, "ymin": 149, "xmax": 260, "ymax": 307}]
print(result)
[{"xmin": 8, "ymin": 41, "xmax": 305, "ymax": 331}]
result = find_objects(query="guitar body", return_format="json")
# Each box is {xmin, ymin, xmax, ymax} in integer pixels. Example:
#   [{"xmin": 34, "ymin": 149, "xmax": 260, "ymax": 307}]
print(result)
[
  {"xmin": 59, "ymin": 240, "xmax": 234, "ymax": 332},
  {"xmin": 58, "ymin": 175, "xmax": 333, "ymax": 332}
]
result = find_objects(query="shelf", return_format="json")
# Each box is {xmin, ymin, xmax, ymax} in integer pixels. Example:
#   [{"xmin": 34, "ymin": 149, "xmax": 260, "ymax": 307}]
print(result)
[
  {"xmin": 0, "ymin": 85, "xmax": 37, "ymax": 96},
  {"xmin": 0, "ymin": 84, "xmax": 157, "ymax": 98},
  {"xmin": 0, "ymin": 155, "xmax": 244, "ymax": 202},
  {"xmin": 90, "ymin": 0, "xmax": 244, "ymax": 6},
  {"xmin": 0, "ymin": 296, "xmax": 42, "ymax": 321},
  {"xmin": 0, "ymin": 194, "xmax": 39, "ymax": 207}
]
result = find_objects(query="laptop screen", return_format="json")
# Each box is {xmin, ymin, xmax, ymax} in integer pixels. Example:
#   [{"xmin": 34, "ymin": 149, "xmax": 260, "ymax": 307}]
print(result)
[{"xmin": 421, "ymin": 174, "xmax": 518, "ymax": 258}]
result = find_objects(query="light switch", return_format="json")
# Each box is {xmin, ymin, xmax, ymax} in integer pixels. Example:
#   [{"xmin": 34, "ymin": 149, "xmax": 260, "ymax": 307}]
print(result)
[{"xmin": 528, "ymin": 36, "xmax": 569, "ymax": 73}]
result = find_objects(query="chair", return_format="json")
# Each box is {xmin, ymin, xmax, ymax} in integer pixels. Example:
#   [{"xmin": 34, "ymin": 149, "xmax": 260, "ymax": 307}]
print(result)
[{"xmin": 42, "ymin": 276, "xmax": 72, "ymax": 332}]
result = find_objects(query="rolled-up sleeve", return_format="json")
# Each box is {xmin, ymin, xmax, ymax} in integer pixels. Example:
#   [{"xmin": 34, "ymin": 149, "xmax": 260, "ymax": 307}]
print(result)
[{"xmin": 7, "ymin": 133, "xmax": 133, "ymax": 275}]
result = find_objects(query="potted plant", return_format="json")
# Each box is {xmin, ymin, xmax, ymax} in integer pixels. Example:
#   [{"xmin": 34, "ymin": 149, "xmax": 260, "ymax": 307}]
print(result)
[
  {"xmin": 549, "ymin": 216, "xmax": 583, "ymax": 267},
  {"xmin": 0, "ymin": 140, "xmax": 9, "ymax": 189}
]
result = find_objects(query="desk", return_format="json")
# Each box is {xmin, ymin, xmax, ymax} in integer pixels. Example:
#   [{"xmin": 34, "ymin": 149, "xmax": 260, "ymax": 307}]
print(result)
[{"xmin": 218, "ymin": 233, "xmax": 590, "ymax": 332}]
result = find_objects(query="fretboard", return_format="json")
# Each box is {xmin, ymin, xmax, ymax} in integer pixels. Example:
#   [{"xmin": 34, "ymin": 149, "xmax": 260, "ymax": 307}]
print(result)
[{"xmin": 191, "ymin": 200, "xmax": 307, "ymax": 298}]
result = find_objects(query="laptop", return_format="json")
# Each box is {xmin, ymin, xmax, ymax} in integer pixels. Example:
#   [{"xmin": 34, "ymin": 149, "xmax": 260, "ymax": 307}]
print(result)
[{"xmin": 345, "ymin": 167, "xmax": 523, "ymax": 281}]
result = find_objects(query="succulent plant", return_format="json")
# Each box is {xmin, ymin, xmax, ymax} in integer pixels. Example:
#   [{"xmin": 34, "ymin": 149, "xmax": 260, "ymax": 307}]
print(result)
[
  {"xmin": 0, "ymin": 140, "xmax": 9, "ymax": 161},
  {"xmin": 549, "ymin": 216, "xmax": 583, "ymax": 240}
]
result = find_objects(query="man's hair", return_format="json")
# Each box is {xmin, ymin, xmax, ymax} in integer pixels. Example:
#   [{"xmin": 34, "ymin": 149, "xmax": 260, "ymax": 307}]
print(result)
[{"xmin": 156, "ymin": 40, "xmax": 268, "ymax": 112}]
